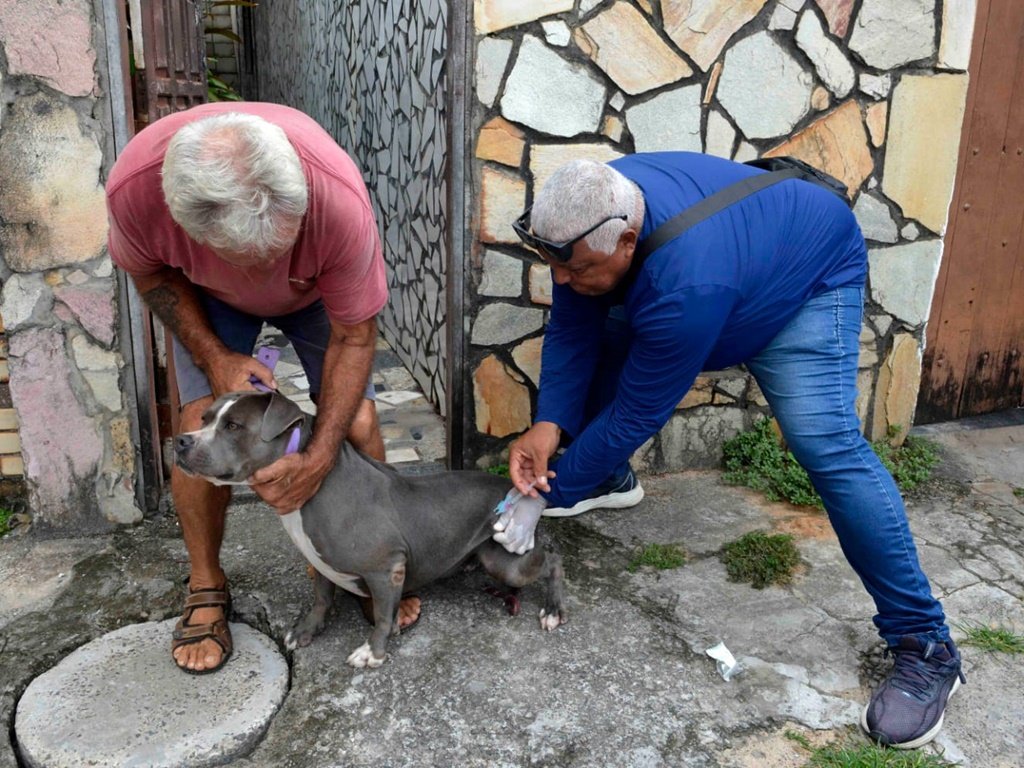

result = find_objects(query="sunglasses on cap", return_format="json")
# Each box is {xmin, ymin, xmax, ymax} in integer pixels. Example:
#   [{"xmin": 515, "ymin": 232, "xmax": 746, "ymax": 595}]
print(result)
[{"xmin": 512, "ymin": 206, "xmax": 628, "ymax": 263}]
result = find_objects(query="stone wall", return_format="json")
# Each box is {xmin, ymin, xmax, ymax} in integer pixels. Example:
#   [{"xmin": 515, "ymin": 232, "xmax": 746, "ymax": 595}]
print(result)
[
  {"xmin": 465, "ymin": 0, "xmax": 974, "ymax": 471},
  {"xmin": 253, "ymin": 0, "xmax": 451, "ymax": 412},
  {"xmin": 0, "ymin": 0, "xmax": 139, "ymax": 530}
]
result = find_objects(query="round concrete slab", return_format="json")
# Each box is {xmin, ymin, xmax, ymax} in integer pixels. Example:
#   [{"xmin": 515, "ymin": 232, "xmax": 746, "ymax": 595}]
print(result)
[{"xmin": 15, "ymin": 619, "xmax": 288, "ymax": 768}]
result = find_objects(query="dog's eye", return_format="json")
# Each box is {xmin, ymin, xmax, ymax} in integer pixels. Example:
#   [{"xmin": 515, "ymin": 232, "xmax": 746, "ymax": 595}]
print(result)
[{"xmin": 223, "ymin": 421, "xmax": 240, "ymax": 432}]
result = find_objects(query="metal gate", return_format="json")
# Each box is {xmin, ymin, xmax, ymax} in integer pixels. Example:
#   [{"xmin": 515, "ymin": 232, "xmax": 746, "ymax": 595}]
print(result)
[
  {"xmin": 917, "ymin": 0, "xmax": 1024, "ymax": 423},
  {"xmin": 131, "ymin": 0, "xmax": 208, "ymax": 128},
  {"xmin": 122, "ymin": 0, "xmax": 208, "ymax": 507}
]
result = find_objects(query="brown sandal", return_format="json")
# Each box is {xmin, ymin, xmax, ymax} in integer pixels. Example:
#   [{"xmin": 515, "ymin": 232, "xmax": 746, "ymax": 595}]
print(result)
[
  {"xmin": 358, "ymin": 594, "xmax": 422, "ymax": 631},
  {"xmin": 171, "ymin": 584, "xmax": 233, "ymax": 675}
]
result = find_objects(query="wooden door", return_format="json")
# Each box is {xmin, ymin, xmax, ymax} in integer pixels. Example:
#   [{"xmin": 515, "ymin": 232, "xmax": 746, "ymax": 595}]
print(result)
[
  {"xmin": 133, "ymin": 0, "xmax": 208, "ymax": 129},
  {"xmin": 917, "ymin": 0, "xmax": 1024, "ymax": 424}
]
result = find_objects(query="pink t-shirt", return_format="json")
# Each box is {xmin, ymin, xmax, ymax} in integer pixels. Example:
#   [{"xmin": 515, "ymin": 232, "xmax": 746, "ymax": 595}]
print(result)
[{"xmin": 106, "ymin": 102, "xmax": 387, "ymax": 325}]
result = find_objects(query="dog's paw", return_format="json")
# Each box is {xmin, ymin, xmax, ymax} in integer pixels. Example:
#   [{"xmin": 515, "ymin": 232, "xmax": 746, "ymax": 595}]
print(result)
[
  {"xmin": 285, "ymin": 629, "xmax": 309, "ymax": 650},
  {"xmin": 284, "ymin": 620, "xmax": 322, "ymax": 650},
  {"xmin": 346, "ymin": 642, "xmax": 386, "ymax": 668},
  {"xmin": 539, "ymin": 607, "xmax": 568, "ymax": 632}
]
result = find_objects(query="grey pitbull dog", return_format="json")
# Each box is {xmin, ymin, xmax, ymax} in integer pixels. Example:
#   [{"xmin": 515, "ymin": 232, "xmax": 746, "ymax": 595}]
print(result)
[{"xmin": 174, "ymin": 390, "xmax": 567, "ymax": 668}]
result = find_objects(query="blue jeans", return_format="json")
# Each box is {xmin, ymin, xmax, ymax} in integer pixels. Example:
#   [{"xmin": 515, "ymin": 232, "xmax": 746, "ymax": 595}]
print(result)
[
  {"xmin": 590, "ymin": 286, "xmax": 949, "ymax": 644},
  {"xmin": 746, "ymin": 285, "xmax": 948, "ymax": 645},
  {"xmin": 170, "ymin": 293, "xmax": 375, "ymax": 406}
]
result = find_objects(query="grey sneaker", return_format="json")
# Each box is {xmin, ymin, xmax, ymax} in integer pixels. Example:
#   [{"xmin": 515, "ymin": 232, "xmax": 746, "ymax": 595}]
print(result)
[
  {"xmin": 543, "ymin": 467, "xmax": 644, "ymax": 518},
  {"xmin": 861, "ymin": 636, "xmax": 966, "ymax": 749}
]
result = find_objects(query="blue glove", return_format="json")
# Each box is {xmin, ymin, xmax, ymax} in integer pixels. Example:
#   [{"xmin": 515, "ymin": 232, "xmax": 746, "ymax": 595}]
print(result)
[{"xmin": 492, "ymin": 491, "xmax": 547, "ymax": 554}]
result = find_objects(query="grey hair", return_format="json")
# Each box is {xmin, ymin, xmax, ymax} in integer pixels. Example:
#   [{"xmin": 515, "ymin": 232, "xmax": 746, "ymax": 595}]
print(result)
[
  {"xmin": 161, "ymin": 112, "xmax": 308, "ymax": 258},
  {"xmin": 531, "ymin": 159, "xmax": 644, "ymax": 256}
]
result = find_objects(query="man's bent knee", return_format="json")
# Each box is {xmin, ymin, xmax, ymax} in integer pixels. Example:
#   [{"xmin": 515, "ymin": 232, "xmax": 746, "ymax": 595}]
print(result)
[
  {"xmin": 348, "ymin": 398, "xmax": 381, "ymax": 451},
  {"xmin": 180, "ymin": 395, "xmax": 215, "ymax": 432}
]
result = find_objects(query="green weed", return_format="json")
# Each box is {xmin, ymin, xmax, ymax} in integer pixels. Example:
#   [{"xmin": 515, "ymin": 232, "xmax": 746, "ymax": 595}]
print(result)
[
  {"xmin": 956, "ymin": 620, "xmax": 1024, "ymax": 654},
  {"xmin": 720, "ymin": 530, "xmax": 800, "ymax": 588},
  {"xmin": 722, "ymin": 419, "xmax": 940, "ymax": 507},
  {"xmin": 785, "ymin": 730, "xmax": 959, "ymax": 767},
  {"xmin": 486, "ymin": 464, "xmax": 510, "ymax": 478},
  {"xmin": 1013, "ymin": 487, "xmax": 1024, "ymax": 500},
  {"xmin": 0, "ymin": 505, "xmax": 10, "ymax": 536},
  {"xmin": 723, "ymin": 418, "xmax": 822, "ymax": 506},
  {"xmin": 803, "ymin": 743, "xmax": 957, "ymax": 767},
  {"xmin": 872, "ymin": 428, "xmax": 940, "ymax": 493},
  {"xmin": 627, "ymin": 542, "xmax": 686, "ymax": 572}
]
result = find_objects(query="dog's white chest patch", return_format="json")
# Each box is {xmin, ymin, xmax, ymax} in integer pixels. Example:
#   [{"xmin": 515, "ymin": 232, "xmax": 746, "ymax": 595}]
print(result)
[{"xmin": 279, "ymin": 511, "xmax": 369, "ymax": 597}]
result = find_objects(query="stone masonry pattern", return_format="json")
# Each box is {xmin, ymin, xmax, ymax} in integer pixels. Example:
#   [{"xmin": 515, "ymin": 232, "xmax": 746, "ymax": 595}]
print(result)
[
  {"xmin": 253, "ymin": 0, "xmax": 450, "ymax": 414},
  {"xmin": 0, "ymin": 0, "xmax": 138, "ymax": 529},
  {"xmin": 467, "ymin": 0, "xmax": 974, "ymax": 472}
]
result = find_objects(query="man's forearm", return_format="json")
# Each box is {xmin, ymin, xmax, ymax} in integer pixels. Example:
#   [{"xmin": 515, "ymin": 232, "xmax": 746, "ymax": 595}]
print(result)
[
  {"xmin": 306, "ymin": 317, "xmax": 377, "ymax": 467},
  {"xmin": 132, "ymin": 269, "xmax": 226, "ymax": 370}
]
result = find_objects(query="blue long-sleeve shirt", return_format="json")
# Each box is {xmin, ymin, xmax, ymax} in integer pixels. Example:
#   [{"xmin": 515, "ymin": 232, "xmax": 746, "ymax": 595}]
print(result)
[{"xmin": 537, "ymin": 152, "xmax": 867, "ymax": 507}]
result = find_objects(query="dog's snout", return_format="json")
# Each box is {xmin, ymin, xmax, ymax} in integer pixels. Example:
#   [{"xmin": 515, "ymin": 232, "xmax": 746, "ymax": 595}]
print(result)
[{"xmin": 175, "ymin": 433, "xmax": 195, "ymax": 455}]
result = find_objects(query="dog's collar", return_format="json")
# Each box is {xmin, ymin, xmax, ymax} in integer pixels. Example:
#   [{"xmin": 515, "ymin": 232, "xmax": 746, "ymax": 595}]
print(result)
[{"xmin": 285, "ymin": 426, "xmax": 302, "ymax": 455}]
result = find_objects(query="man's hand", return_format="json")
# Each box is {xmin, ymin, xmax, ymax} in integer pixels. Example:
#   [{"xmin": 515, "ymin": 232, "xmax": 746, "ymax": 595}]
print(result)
[
  {"xmin": 249, "ymin": 451, "xmax": 331, "ymax": 514},
  {"xmin": 493, "ymin": 494, "xmax": 547, "ymax": 554},
  {"xmin": 203, "ymin": 350, "xmax": 277, "ymax": 397},
  {"xmin": 509, "ymin": 421, "xmax": 562, "ymax": 496}
]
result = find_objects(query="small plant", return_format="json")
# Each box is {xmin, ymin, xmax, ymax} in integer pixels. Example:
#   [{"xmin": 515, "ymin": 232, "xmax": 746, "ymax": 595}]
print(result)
[
  {"xmin": 804, "ymin": 742, "xmax": 958, "ymax": 767},
  {"xmin": 956, "ymin": 620, "xmax": 1024, "ymax": 654},
  {"xmin": 486, "ymin": 464, "xmax": 510, "ymax": 478},
  {"xmin": 720, "ymin": 530, "xmax": 800, "ymax": 588},
  {"xmin": 1013, "ymin": 487, "xmax": 1024, "ymax": 500},
  {"xmin": 722, "ymin": 419, "xmax": 941, "ymax": 507},
  {"xmin": 0, "ymin": 504, "xmax": 11, "ymax": 536},
  {"xmin": 785, "ymin": 729, "xmax": 959, "ymax": 767},
  {"xmin": 627, "ymin": 542, "xmax": 686, "ymax": 572},
  {"xmin": 202, "ymin": 1, "xmax": 256, "ymax": 102},
  {"xmin": 785, "ymin": 729, "xmax": 813, "ymax": 750},
  {"xmin": 206, "ymin": 59, "xmax": 243, "ymax": 102},
  {"xmin": 722, "ymin": 418, "xmax": 823, "ymax": 507},
  {"xmin": 871, "ymin": 427, "xmax": 940, "ymax": 494}
]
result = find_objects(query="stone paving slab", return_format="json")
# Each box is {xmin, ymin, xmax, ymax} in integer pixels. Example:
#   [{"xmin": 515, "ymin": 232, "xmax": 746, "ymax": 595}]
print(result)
[
  {"xmin": 2, "ymin": 400, "xmax": 1024, "ymax": 766},
  {"xmin": 15, "ymin": 620, "xmax": 288, "ymax": 768},
  {"xmin": 255, "ymin": 331, "xmax": 447, "ymax": 467}
]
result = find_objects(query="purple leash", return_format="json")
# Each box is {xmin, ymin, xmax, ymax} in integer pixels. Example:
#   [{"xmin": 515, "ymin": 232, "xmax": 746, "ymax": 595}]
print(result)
[
  {"xmin": 250, "ymin": 347, "xmax": 302, "ymax": 455},
  {"xmin": 284, "ymin": 426, "xmax": 301, "ymax": 455}
]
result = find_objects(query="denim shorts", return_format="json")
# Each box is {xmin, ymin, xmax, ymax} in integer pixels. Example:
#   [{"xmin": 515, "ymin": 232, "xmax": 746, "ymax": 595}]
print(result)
[{"xmin": 171, "ymin": 292, "xmax": 376, "ymax": 406}]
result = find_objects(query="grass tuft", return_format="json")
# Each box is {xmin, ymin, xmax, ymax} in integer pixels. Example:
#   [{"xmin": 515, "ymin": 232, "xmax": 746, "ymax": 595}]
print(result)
[
  {"xmin": 0, "ymin": 505, "xmax": 10, "ymax": 536},
  {"xmin": 1013, "ymin": 487, "xmax": 1024, "ymax": 500},
  {"xmin": 723, "ymin": 418, "xmax": 822, "ymax": 507},
  {"xmin": 722, "ymin": 419, "xmax": 940, "ymax": 507},
  {"xmin": 785, "ymin": 729, "xmax": 959, "ymax": 767},
  {"xmin": 872, "ymin": 428, "xmax": 940, "ymax": 494},
  {"xmin": 803, "ymin": 742, "xmax": 958, "ymax": 767},
  {"xmin": 486, "ymin": 464, "xmax": 511, "ymax": 478},
  {"xmin": 627, "ymin": 542, "xmax": 686, "ymax": 572},
  {"xmin": 720, "ymin": 530, "xmax": 800, "ymax": 588},
  {"xmin": 956, "ymin": 620, "xmax": 1024, "ymax": 654}
]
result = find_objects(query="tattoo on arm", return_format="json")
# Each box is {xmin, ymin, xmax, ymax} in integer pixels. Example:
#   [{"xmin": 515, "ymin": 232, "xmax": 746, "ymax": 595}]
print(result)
[{"xmin": 143, "ymin": 285, "xmax": 184, "ymax": 336}]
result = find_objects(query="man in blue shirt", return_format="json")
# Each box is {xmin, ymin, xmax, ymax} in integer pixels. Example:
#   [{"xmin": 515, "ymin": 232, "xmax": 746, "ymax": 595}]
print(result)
[{"xmin": 493, "ymin": 153, "xmax": 963, "ymax": 749}]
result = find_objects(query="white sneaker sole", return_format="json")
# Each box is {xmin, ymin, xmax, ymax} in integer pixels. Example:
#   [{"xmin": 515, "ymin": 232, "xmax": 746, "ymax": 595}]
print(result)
[
  {"xmin": 542, "ymin": 482, "xmax": 645, "ymax": 518},
  {"xmin": 860, "ymin": 676, "xmax": 961, "ymax": 750}
]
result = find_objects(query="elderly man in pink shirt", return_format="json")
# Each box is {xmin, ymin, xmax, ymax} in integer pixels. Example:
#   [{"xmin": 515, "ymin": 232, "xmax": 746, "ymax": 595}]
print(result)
[{"xmin": 107, "ymin": 102, "xmax": 419, "ymax": 674}]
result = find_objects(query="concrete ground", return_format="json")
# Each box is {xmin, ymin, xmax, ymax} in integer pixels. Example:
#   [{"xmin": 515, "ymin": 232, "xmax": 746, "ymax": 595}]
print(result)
[{"xmin": 1, "ymin": 343, "xmax": 1022, "ymax": 767}]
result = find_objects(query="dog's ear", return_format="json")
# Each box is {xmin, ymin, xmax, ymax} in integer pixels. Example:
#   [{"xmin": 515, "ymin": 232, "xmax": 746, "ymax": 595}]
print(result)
[{"xmin": 259, "ymin": 392, "xmax": 305, "ymax": 442}]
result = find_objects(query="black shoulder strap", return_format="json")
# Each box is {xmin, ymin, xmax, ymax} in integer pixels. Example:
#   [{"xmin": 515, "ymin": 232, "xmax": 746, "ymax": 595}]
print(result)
[{"xmin": 634, "ymin": 167, "xmax": 803, "ymax": 261}]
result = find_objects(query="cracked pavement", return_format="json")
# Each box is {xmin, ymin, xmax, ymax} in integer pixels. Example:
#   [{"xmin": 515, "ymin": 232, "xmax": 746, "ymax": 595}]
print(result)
[{"xmin": 1, "ymin": 411, "xmax": 1022, "ymax": 767}]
